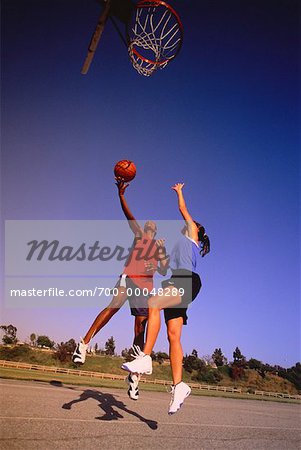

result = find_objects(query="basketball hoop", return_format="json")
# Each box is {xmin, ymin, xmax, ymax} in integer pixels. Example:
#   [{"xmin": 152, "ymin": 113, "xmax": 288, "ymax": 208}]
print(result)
[{"xmin": 127, "ymin": 1, "xmax": 183, "ymax": 77}]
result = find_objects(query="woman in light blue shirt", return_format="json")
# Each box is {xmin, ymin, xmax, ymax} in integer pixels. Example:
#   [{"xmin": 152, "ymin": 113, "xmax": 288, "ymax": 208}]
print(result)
[{"xmin": 122, "ymin": 183, "xmax": 210, "ymax": 415}]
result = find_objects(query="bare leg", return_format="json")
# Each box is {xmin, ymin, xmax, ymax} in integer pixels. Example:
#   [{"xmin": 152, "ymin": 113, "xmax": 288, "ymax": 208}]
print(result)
[
  {"xmin": 143, "ymin": 288, "xmax": 182, "ymax": 355},
  {"xmin": 143, "ymin": 306, "xmax": 161, "ymax": 355},
  {"xmin": 83, "ymin": 287, "xmax": 127, "ymax": 344},
  {"xmin": 167, "ymin": 317, "xmax": 184, "ymax": 385},
  {"xmin": 133, "ymin": 316, "xmax": 148, "ymax": 350}
]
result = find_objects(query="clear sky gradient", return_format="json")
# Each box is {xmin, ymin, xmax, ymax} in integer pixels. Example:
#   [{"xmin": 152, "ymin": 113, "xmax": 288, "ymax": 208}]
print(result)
[{"xmin": 1, "ymin": 0, "xmax": 300, "ymax": 367}]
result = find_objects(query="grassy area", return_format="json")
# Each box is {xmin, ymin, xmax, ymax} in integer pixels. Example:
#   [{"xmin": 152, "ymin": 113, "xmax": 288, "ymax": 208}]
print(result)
[
  {"xmin": 1, "ymin": 367, "xmax": 299, "ymax": 404},
  {"xmin": 0, "ymin": 346, "xmax": 184, "ymax": 382},
  {"xmin": 0, "ymin": 345, "xmax": 299, "ymax": 396}
]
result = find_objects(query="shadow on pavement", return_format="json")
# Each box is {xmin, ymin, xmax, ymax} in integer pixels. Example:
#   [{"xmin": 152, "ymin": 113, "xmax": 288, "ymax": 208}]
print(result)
[{"xmin": 61, "ymin": 388, "xmax": 158, "ymax": 430}]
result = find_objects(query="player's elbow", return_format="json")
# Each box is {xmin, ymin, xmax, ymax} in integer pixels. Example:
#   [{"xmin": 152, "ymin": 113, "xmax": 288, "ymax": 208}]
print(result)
[
  {"xmin": 158, "ymin": 263, "xmax": 169, "ymax": 276},
  {"xmin": 160, "ymin": 267, "xmax": 168, "ymax": 276}
]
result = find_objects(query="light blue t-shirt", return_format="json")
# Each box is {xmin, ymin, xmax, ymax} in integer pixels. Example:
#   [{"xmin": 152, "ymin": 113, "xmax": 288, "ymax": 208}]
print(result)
[{"xmin": 169, "ymin": 234, "xmax": 201, "ymax": 273}]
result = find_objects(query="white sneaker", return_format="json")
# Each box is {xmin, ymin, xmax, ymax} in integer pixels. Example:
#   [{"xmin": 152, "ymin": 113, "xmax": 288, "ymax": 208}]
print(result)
[
  {"xmin": 72, "ymin": 338, "xmax": 88, "ymax": 364},
  {"xmin": 121, "ymin": 347, "xmax": 152, "ymax": 375},
  {"xmin": 126, "ymin": 373, "xmax": 141, "ymax": 400},
  {"xmin": 168, "ymin": 382, "xmax": 191, "ymax": 415}
]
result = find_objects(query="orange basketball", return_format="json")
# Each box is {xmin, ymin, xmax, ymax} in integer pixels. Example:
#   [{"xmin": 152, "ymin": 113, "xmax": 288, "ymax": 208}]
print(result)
[{"xmin": 114, "ymin": 160, "xmax": 137, "ymax": 182}]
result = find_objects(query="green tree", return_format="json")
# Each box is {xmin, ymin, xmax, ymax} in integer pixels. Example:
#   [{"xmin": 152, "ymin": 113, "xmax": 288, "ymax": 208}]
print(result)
[
  {"xmin": 212, "ymin": 348, "xmax": 226, "ymax": 367},
  {"xmin": 278, "ymin": 362, "xmax": 301, "ymax": 391},
  {"xmin": 247, "ymin": 358, "xmax": 268, "ymax": 378},
  {"xmin": 105, "ymin": 336, "xmax": 115, "ymax": 356},
  {"xmin": 248, "ymin": 358, "xmax": 262, "ymax": 370},
  {"xmin": 194, "ymin": 366, "xmax": 223, "ymax": 384},
  {"xmin": 230, "ymin": 365, "xmax": 245, "ymax": 381},
  {"xmin": 183, "ymin": 351, "xmax": 204, "ymax": 373},
  {"xmin": 55, "ymin": 343, "xmax": 69, "ymax": 362},
  {"xmin": 233, "ymin": 347, "xmax": 246, "ymax": 367},
  {"xmin": 230, "ymin": 347, "xmax": 246, "ymax": 380},
  {"xmin": 121, "ymin": 347, "xmax": 132, "ymax": 361},
  {"xmin": 191, "ymin": 349, "xmax": 198, "ymax": 358},
  {"xmin": 65, "ymin": 338, "xmax": 76, "ymax": 353},
  {"xmin": 155, "ymin": 351, "xmax": 169, "ymax": 364},
  {"xmin": 37, "ymin": 335, "xmax": 55, "ymax": 348},
  {"xmin": 55, "ymin": 339, "xmax": 76, "ymax": 362},
  {"xmin": 1, "ymin": 324, "xmax": 18, "ymax": 345},
  {"xmin": 30, "ymin": 333, "xmax": 36, "ymax": 346}
]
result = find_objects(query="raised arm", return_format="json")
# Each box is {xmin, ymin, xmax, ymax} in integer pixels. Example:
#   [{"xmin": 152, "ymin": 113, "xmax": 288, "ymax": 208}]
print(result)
[
  {"xmin": 144, "ymin": 238, "xmax": 169, "ymax": 276},
  {"xmin": 116, "ymin": 178, "xmax": 142, "ymax": 236},
  {"xmin": 171, "ymin": 183, "xmax": 199, "ymax": 242},
  {"xmin": 156, "ymin": 239, "xmax": 169, "ymax": 276}
]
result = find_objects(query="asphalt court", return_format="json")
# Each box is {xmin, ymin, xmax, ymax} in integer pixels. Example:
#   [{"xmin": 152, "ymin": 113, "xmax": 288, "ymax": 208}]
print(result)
[{"xmin": 0, "ymin": 379, "xmax": 300, "ymax": 449}]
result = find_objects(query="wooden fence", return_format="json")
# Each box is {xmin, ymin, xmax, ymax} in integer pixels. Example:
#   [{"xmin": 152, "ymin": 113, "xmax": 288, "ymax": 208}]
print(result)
[{"xmin": 0, "ymin": 359, "xmax": 300, "ymax": 400}]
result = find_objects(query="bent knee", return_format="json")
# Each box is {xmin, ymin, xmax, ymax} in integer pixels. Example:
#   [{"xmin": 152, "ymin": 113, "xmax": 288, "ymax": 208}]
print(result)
[
  {"xmin": 148, "ymin": 297, "xmax": 157, "ymax": 309},
  {"xmin": 109, "ymin": 300, "xmax": 123, "ymax": 309},
  {"xmin": 109, "ymin": 293, "xmax": 126, "ymax": 309},
  {"xmin": 167, "ymin": 328, "xmax": 181, "ymax": 343},
  {"xmin": 134, "ymin": 317, "xmax": 147, "ymax": 334}
]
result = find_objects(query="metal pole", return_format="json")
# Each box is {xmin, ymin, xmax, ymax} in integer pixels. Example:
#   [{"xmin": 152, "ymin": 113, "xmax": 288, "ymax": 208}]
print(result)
[{"xmin": 81, "ymin": 0, "xmax": 112, "ymax": 75}]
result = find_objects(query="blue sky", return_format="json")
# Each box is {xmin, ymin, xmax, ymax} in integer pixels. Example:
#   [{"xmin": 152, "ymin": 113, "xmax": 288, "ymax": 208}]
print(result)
[{"xmin": 1, "ymin": 0, "xmax": 300, "ymax": 367}]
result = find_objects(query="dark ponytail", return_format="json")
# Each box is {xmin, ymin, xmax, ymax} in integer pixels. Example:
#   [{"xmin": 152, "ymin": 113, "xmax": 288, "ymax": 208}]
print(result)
[{"xmin": 194, "ymin": 222, "xmax": 210, "ymax": 257}]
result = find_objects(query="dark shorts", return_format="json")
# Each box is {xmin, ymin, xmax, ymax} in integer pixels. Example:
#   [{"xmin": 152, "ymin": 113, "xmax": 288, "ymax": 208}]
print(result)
[
  {"xmin": 115, "ymin": 275, "xmax": 149, "ymax": 318},
  {"xmin": 162, "ymin": 269, "xmax": 201, "ymax": 326}
]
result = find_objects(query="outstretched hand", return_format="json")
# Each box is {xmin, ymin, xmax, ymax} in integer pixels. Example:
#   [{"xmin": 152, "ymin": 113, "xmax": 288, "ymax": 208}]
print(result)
[
  {"xmin": 171, "ymin": 183, "xmax": 185, "ymax": 193},
  {"xmin": 156, "ymin": 238, "xmax": 167, "ymax": 259},
  {"xmin": 155, "ymin": 238, "xmax": 165, "ymax": 248},
  {"xmin": 115, "ymin": 177, "xmax": 129, "ymax": 195}
]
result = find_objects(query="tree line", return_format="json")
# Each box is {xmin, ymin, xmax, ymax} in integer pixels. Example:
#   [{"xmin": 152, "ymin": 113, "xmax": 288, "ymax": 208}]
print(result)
[{"xmin": 1, "ymin": 324, "xmax": 300, "ymax": 390}]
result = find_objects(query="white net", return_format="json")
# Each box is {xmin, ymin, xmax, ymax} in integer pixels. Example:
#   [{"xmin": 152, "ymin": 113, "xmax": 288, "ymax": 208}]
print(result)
[{"xmin": 128, "ymin": 1, "xmax": 183, "ymax": 77}]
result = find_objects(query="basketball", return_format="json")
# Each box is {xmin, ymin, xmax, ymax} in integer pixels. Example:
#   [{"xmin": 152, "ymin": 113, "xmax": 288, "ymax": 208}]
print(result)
[{"xmin": 114, "ymin": 160, "xmax": 137, "ymax": 182}]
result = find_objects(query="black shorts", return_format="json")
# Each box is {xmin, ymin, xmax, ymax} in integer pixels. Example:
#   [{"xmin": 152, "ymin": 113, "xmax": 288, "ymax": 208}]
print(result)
[
  {"xmin": 115, "ymin": 276, "xmax": 149, "ymax": 317},
  {"xmin": 162, "ymin": 269, "xmax": 201, "ymax": 326}
]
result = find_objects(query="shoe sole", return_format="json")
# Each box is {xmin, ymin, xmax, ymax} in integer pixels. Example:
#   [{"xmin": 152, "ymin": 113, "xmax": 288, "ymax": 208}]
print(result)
[
  {"xmin": 168, "ymin": 388, "xmax": 191, "ymax": 415},
  {"xmin": 121, "ymin": 364, "xmax": 152, "ymax": 375},
  {"xmin": 72, "ymin": 357, "xmax": 85, "ymax": 365}
]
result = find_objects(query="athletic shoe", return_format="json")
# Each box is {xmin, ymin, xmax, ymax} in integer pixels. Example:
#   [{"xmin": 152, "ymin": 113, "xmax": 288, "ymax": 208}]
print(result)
[
  {"xmin": 72, "ymin": 338, "xmax": 88, "ymax": 364},
  {"xmin": 126, "ymin": 373, "xmax": 141, "ymax": 400},
  {"xmin": 121, "ymin": 347, "xmax": 152, "ymax": 374},
  {"xmin": 168, "ymin": 381, "xmax": 191, "ymax": 415}
]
